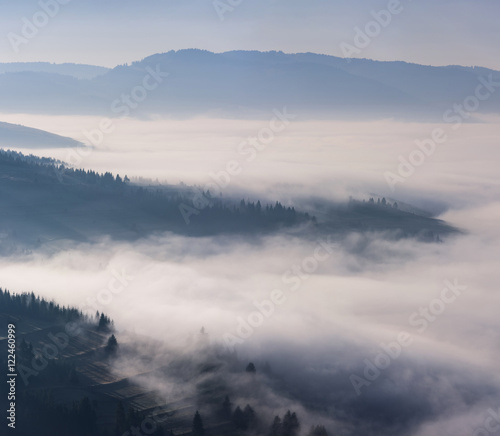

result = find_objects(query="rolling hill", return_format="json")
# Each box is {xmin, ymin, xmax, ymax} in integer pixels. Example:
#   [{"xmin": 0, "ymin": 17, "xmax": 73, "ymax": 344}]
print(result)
[
  {"xmin": 0, "ymin": 62, "xmax": 109, "ymax": 80},
  {"xmin": 0, "ymin": 50, "xmax": 498, "ymax": 119},
  {"xmin": 0, "ymin": 121, "xmax": 84, "ymax": 149},
  {"xmin": 0, "ymin": 149, "xmax": 458, "ymax": 252}
]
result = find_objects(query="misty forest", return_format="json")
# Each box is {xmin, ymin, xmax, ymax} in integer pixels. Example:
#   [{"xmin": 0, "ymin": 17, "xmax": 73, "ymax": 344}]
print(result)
[
  {"xmin": 1, "ymin": 2, "xmax": 500, "ymax": 436},
  {"xmin": 0, "ymin": 145, "xmax": 464, "ymax": 435}
]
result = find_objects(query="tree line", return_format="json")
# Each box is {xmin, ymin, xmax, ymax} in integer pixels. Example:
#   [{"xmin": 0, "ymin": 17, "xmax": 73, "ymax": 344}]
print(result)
[{"xmin": 0, "ymin": 149, "xmax": 314, "ymax": 236}]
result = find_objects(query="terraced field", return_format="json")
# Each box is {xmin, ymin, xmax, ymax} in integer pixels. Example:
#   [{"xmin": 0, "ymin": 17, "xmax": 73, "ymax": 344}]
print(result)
[{"xmin": 0, "ymin": 311, "xmax": 246, "ymax": 435}]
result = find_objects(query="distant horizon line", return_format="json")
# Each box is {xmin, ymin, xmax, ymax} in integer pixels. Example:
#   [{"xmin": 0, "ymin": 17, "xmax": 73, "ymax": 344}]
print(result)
[{"xmin": 1, "ymin": 49, "xmax": 497, "ymax": 73}]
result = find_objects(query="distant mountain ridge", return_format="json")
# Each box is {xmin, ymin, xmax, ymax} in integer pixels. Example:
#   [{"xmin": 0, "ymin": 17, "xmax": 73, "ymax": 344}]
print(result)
[
  {"xmin": 0, "ymin": 50, "xmax": 498, "ymax": 119},
  {"xmin": 0, "ymin": 62, "xmax": 109, "ymax": 79}
]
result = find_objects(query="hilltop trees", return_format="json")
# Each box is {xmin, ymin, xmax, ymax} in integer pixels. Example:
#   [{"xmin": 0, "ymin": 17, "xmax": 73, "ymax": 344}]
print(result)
[
  {"xmin": 98, "ymin": 313, "xmax": 112, "ymax": 331},
  {"xmin": 220, "ymin": 395, "xmax": 232, "ymax": 420},
  {"xmin": 232, "ymin": 404, "xmax": 257, "ymax": 431},
  {"xmin": 192, "ymin": 199, "xmax": 300, "ymax": 232},
  {"xmin": 245, "ymin": 362, "xmax": 256, "ymax": 373},
  {"xmin": 269, "ymin": 416, "xmax": 282, "ymax": 436},
  {"xmin": 233, "ymin": 406, "xmax": 246, "ymax": 430},
  {"xmin": 0, "ymin": 288, "xmax": 83, "ymax": 322},
  {"xmin": 105, "ymin": 334, "xmax": 118, "ymax": 354},
  {"xmin": 367, "ymin": 196, "xmax": 398, "ymax": 209},
  {"xmin": 282, "ymin": 411, "xmax": 300, "ymax": 436},
  {"xmin": 192, "ymin": 411, "xmax": 205, "ymax": 436},
  {"xmin": 308, "ymin": 425, "xmax": 329, "ymax": 436},
  {"xmin": 243, "ymin": 405, "xmax": 257, "ymax": 430},
  {"xmin": 268, "ymin": 411, "xmax": 300, "ymax": 436},
  {"xmin": 0, "ymin": 149, "xmax": 314, "ymax": 238}
]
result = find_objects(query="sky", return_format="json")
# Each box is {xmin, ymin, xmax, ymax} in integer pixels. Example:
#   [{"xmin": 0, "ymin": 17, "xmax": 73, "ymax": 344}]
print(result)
[{"xmin": 0, "ymin": 0, "xmax": 499, "ymax": 70}]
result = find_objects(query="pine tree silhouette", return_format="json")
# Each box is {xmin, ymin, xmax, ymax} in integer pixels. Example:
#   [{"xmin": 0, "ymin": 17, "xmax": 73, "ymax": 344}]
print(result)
[{"xmin": 192, "ymin": 410, "xmax": 205, "ymax": 436}]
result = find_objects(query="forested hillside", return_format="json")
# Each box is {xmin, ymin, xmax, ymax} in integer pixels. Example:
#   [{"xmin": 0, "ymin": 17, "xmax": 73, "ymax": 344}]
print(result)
[
  {"xmin": 0, "ymin": 289, "xmax": 331, "ymax": 435},
  {"xmin": 0, "ymin": 149, "xmax": 458, "ymax": 252}
]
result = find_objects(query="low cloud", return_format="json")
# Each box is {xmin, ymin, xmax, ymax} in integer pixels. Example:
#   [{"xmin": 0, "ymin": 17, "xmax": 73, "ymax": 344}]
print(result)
[{"xmin": 0, "ymin": 115, "xmax": 499, "ymax": 434}]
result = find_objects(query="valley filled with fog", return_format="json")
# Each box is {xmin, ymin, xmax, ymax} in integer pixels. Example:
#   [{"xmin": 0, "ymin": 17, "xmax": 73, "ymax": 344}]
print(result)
[
  {"xmin": 1, "ymin": 0, "xmax": 499, "ymax": 433},
  {"xmin": 1, "ymin": 111, "xmax": 499, "ymax": 435}
]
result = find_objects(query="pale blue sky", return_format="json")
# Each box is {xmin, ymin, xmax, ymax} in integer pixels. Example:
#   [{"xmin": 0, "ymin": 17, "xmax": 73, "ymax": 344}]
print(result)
[{"xmin": 0, "ymin": 0, "xmax": 498, "ymax": 69}]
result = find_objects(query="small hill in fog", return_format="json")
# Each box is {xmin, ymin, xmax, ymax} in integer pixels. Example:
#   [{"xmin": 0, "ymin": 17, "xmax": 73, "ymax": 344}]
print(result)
[
  {"xmin": 0, "ymin": 62, "xmax": 109, "ymax": 79},
  {"xmin": 0, "ymin": 122, "xmax": 84, "ymax": 149},
  {"xmin": 0, "ymin": 149, "xmax": 458, "ymax": 252}
]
